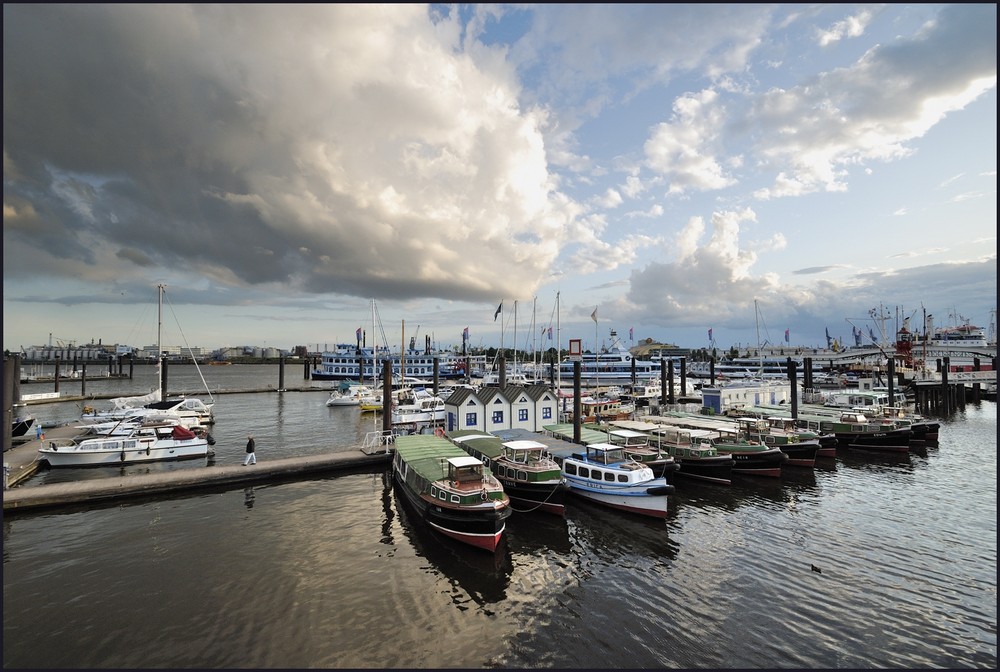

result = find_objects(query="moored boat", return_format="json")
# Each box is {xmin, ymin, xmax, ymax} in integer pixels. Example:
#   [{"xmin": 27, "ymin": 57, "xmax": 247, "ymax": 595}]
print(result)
[
  {"xmin": 646, "ymin": 426, "xmax": 735, "ymax": 486},
  {"xmin": 325, "ymin": 382, "xmax": 375, "ymax": 407},
  {"xmin": 392, "ymin": 434, "xmax": 512, "ymax": 552},
  {"xmin": 598, "ymin": 427, "xmax": 679, "ymax": 480},
  {"xmin": 37, "ymin": 421, "xmax": 211, "ymax": 467},
  {"xmin": 705, "ymin": 426, "xmax": 789, "ymax": 478},
  {"xmin": 559, "ymin": 443, "xmax": 674, "ymax": 519},
  {"xmin": 796, "ymin": 411, "xmax": 913, "ymax": 453},
  {"xmin": 447, "ymin": 430, "xmax": 568, "ymax": 516},
  {"xmin": 735, "ymin": 417, "xmax": 820, "ymax": 468},
  {"xmin": 12, "ymin": 412, "xmax": 35, "ymax": 438}
]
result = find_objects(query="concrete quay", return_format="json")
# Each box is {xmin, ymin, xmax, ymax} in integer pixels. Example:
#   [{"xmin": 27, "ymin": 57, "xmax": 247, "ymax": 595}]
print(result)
[{"xmin": 3, "ymin": 425, "xmax": 391, "ymax": 514}]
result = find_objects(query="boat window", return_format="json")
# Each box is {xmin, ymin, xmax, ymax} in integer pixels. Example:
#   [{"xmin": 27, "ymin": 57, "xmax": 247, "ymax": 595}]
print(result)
[
  {"xmin": 617, "ymin": 474, "xmax": 628, "ymax": 483},
  {"xmin": 579, "ymin": 467, "xmax": 590, "ymax": 478},
  {"xmin": 565, "ymin": 463, "xmax": 577, "ymax": 476},
  {"xmin": 604, "ymin": 472, "xmax": 614, "ymax": 482},
  {"xmin": 517, "ymin": 470, "xmax": 527, "ymax": 481},
  {"xmin": 450, "ymin": 495, "xmax": 460, "ymax": 504},
  {"xmin": 438, "ymin": 491, "xmax": 447, "ymax": 500}
]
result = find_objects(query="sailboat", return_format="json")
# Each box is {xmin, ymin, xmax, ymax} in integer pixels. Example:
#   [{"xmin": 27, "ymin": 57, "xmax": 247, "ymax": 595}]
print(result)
[
  {"xmin": 79, "ymin": 284, "xmax": 215, "ymax": 427},
  {"xmin": 42, "ymin": 285, "xmax": 215, "ymax": 467}
]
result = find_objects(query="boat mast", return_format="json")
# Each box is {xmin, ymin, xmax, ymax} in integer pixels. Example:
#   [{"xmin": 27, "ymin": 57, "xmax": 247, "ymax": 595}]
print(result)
[
  {"xmin": 531, "ymin": 296, "xmax": 537, "ymax": 383},
  {"xmin": 513, "ymin": 300, "xmax": 518, "ymax": 377},
  {"xmin": 158, "ymin": 283, "xmax": 164, "ymax": 399},
  {"xmin": 556, "ymin": 291, "xmax": 561, "ymax": 391},
  {"xmin": 754, "ymin": 298, "xmax": 762, "ymax": 378}
]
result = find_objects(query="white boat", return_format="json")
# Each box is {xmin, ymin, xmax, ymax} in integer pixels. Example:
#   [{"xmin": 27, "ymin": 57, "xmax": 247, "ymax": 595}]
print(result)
[
  {"xmin": 80, "ymin": 395, "xmax": 214, "ymax": 428},
  {"xmin": 560, "ymin": 443, "xmax": 673, "ymax": 518},
  {"xmin": 38, "ymin": 421, "xmax": 211, "ymax": 467},
  {"xmin": 558, "ymin": 328, "xmax": 660, "ymax": 384},
  {"xmin": 390, "ymin": 388, "xmax": 446, "ymax": 425},
  {"xmin": 78, "ymin": 285, "xmax": 215, "ymax": 426},
  {"xmin": 325, "ymin": 383, "xmax": 376, "ymax": 407}
]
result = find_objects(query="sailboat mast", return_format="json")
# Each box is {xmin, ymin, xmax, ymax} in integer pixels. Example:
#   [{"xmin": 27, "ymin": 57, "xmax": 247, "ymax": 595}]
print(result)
[
  {"xmin": 755, "ymin": 299, "xmax": 763, "ymax": 377},
  {"xmin": 531, "ymin": 296, "xmax": 537, "ymax": 383},
  {"xmin": 514, "ymin": 300, "xmax": 518, "ymax": 376},
  {"xmin": 158, "ymin": 283, "xmax": 164, "ymax": 397},
  {"xmin": 556, "ymin": 291, "xmax": 561, "ymax": 390}
]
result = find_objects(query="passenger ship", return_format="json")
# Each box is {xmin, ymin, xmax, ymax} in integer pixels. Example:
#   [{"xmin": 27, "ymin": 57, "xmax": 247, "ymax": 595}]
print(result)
[
  {"xmin": 311, "ymin": 344, "xmax": 464, "ymax": 381},
  {"xmin": 558, "ymin": 329, "xmax": 661, "ymax": 383}
]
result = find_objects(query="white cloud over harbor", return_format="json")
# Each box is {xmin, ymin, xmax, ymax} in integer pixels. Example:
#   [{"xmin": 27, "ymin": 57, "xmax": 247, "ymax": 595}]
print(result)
[{"xmin": 3, "ymin": 4, "xmax": 996, "ymax": 353}]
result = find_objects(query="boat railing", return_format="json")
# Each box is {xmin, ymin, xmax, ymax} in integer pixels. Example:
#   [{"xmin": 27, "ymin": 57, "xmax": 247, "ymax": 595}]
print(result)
[{"xmin": 361, "ymin": 429, "xmax": 396, "ymax": 454}]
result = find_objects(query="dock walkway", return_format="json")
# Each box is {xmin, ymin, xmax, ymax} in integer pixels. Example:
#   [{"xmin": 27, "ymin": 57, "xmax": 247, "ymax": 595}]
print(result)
[{"xmin": 3, "ymin": 424, "xmax": 391, "ymax": 514}]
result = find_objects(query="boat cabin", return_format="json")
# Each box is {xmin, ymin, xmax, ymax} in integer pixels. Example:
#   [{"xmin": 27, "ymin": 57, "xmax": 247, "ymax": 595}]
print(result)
[
  {"xmin": 501, "ymin": 439, "xmax": 548, "ymax": 464},
  {"xmin": 446, "ymin": 455, "xmax": 486, "ymax": 486},
  {"xmin": 737, "ymin": 418, "xmax": 770, "ymax": 433},
  {"xmin": 585, "ymin": 442, "xmax": 627, "ymax": 465},
  {"xmin": 606, "ymin": 428, "xmax": 651, "ymax": 449}
]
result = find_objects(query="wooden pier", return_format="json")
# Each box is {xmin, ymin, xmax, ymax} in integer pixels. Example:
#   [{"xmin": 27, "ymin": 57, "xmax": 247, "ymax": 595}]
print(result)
[{"xmin": 3, "ymin": 423, "xmax": 391, "ymax": 514}]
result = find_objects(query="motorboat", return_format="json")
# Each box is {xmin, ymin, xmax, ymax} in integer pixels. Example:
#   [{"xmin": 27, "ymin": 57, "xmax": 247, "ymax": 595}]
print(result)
[{"xmin": 38, "ymin": 420, "xmax": 212, "ymax": 467}]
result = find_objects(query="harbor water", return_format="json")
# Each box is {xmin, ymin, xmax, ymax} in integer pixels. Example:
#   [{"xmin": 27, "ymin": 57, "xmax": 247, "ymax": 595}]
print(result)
[{"xmin": 4, "ymin": 365, "xmax": 997, "ymax": 668}]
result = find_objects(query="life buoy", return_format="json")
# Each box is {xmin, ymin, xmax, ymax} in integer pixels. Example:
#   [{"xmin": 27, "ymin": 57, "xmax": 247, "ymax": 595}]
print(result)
[{"xmin": 434, "ymin": 427, "xmax": 445, "ymax": 438}]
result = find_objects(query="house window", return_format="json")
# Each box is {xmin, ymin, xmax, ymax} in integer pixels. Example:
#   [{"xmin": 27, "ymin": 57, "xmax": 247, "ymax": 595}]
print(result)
[
  {"xmin": 465, "ymin": 412, "xmax": 477, "ymax": 426},
  {"xmin": 492, "ymin": 410, "xmax": 504, "ymax": 424},
  {"xmin": 542, "ymin": 406, "xmax": 552, "ymax": 419},
  {"xmin": 518, "ymin": 409, "xmax": 528, "ymax": 422}
]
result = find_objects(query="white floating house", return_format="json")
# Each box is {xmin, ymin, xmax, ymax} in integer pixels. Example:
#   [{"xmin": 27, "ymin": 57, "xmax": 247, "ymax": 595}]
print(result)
[
  {"xmin": 444, "ymin": 384, "xmax": 558, "ymax": 433},
  {"xmin": 700, "ymin": 381, "xmax": 792, "ymax": 414}
]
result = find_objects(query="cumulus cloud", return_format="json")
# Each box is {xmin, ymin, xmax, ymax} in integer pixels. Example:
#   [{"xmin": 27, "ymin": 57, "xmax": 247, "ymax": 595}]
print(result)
[
  {"xmin": 752, "ymin": 3, "xmax": 997, "ymax": 199},
  {"xmin": 644, "ymin": 89, "xmax": 737, "ymax": 194},
  {"xmin": 816, "ymin": 8, "xmax": 876, "ymax": 46},
  {"xmin": 2, "ymin": 4, "xmax": 573, "ymax": 305}
]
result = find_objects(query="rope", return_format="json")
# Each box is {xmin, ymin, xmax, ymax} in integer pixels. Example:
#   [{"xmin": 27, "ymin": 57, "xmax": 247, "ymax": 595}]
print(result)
[{"xmin": 506, "ymin": 477, "xmax": 564, "ymax": 513}]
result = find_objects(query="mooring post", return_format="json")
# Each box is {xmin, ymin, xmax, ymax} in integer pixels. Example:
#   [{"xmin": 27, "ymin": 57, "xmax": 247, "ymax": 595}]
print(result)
[{"xmin": 573, "ymin": 361, "xmax": 581, "ymax": 445}]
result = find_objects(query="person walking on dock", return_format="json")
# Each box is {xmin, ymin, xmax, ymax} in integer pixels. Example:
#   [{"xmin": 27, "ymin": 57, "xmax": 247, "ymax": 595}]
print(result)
[{"xmin": 243, "ymin": 435, "xmax": 257, "ymax": 466}]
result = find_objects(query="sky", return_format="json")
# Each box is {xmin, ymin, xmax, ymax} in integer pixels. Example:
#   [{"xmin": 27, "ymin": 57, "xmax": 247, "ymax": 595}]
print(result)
[{"xmin": 3, "ymin": 4, "xmax": 997, "ymax": 356}]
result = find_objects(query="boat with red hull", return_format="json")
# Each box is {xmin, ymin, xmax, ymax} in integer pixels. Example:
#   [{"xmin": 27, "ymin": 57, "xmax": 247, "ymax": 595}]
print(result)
[{"xmin": 392, "ymin": 434, "xmax": 512, "ymax": 552}]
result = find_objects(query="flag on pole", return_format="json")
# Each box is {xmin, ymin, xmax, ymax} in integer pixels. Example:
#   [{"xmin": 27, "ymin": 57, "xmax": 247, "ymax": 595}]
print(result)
[
  {"xmin": 784, "ymin": 328, "xmax": 790, "ymax": 343},
  {"xmin": 494, "ymin": 302, "xmax": 502, "ymax": 321},
  {"xmin": 708, "ymin": 328, "xmax": 713, "ymax": 342},
  {"xmin": 463, "ymin": 327, "xmax": 469, "ymax": 341},
  {"xmin": 629, "ymin": 327, "xmax": 633, "ymax": 341},
  {"xmin": 591, "ymin": 307, "xmax": 598, "ymax": 323},
  {"xmin": 825, "ymin": 327, "xmax": 832, "ymax": 348},
  {"xmin": 547, "ymin": 326, "xmax": 553, "ymax": 340},
  {"xmin": 356, "ymin": 327, "xmax": 362, "ymax": 341}
]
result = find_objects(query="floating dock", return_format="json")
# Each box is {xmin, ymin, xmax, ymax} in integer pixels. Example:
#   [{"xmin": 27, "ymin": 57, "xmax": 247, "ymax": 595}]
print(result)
[{"xmin": 3, "ymin": 425, "xmax": 391, "ymax": 514}]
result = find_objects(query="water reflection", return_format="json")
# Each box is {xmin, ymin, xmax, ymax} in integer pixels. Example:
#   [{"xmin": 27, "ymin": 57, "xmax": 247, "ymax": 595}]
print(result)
[
  {"xmin": 674, "ymin": 472, "xmax": 820, "ymax": 515},
  {"xmin": 389, "ymin": 476, "xmax": 513, "ymax": 608},
  {"xmin": 506, "ymin": 512, "xmax": 572, "ymax": 556},
  {"xmin": 563, "ymin": 497, "xmax": 679, "ymax": 567}
]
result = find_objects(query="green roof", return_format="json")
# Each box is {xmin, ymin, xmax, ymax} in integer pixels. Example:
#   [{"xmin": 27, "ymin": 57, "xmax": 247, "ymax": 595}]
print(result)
[
  {"xmin": 542, "ymin": 423, "xmax": 612, "ymax": 446},
  {"xmin": 446, "ymin": 429, "xmax": 504, "ymax": 459},
  {"xmin": 394, "ymin": 434, "xmax": 476, "ymax": 481}
]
